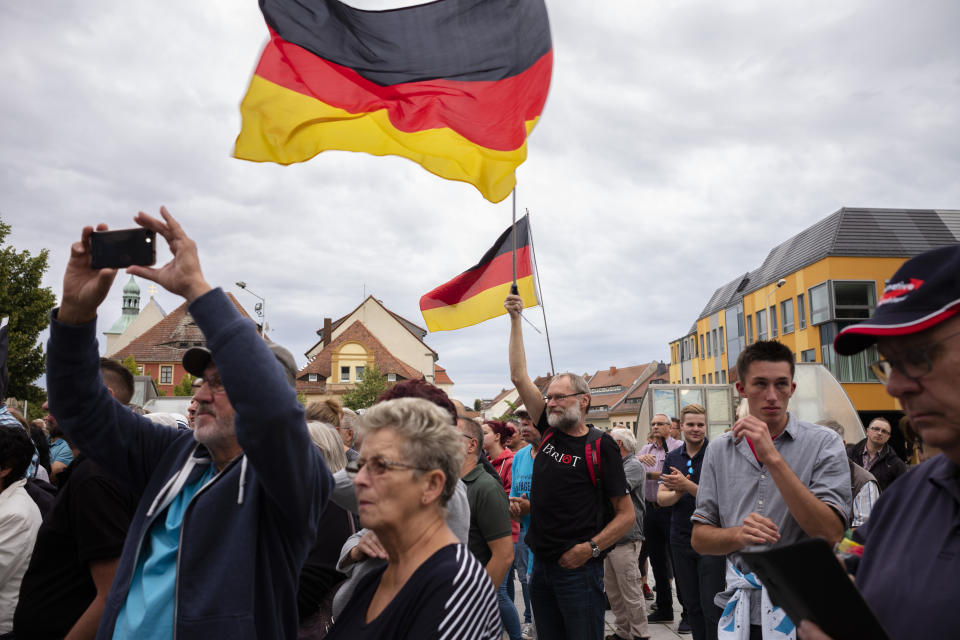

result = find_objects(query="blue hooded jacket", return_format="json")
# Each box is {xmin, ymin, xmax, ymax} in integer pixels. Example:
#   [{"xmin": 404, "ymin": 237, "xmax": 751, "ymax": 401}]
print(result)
[{"xmin": 47, "ymin": 288, "xmax": 332, "ymax": 639}]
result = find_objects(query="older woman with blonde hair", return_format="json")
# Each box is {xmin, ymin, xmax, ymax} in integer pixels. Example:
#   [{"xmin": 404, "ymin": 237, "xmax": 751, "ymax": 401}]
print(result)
[{"xmin": 326, "ymin": 398, "xmax": 500, "ymax": 640}]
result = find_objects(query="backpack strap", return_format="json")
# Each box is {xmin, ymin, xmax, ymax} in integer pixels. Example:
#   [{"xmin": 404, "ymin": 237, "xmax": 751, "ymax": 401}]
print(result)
[
  {"xmin": 536, "ymin": 428, "xmax": 556, "ymax": 454},
  {"xmin": 584, "ymin": 428, "xmax": 605, "ymax": 488}
]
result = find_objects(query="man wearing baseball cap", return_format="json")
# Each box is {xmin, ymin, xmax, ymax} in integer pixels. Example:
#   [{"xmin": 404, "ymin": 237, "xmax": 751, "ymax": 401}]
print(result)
[
  {"xmin": 46, "ymin": 207, "xmax": 333, "ymax": 639},
  {"xmin": 799, "ymin": 244, "xmax": 960, "ymax": 640}
]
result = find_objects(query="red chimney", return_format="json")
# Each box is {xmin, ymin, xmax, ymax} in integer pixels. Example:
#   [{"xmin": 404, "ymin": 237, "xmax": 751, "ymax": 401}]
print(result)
[
  {"xmin": 323, "ymin": 318, "xmax": 332, "ymax": 347},
  {"xmin": 609, "ymin": 366, "xmax": 617, "ymax": 375}
]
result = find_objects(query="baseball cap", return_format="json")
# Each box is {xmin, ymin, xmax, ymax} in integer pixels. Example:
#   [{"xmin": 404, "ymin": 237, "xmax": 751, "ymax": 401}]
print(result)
[
  {"xmin": 182, "ymin": 343, "xmax": 298, "ymax": 388},
  {"xmin": 834, "ymin": 244, "xmax": 960, "ymax": 355}
]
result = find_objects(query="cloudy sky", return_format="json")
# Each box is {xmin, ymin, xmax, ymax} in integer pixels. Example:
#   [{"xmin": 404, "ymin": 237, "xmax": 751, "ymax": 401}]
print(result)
[{"xmin": 3, "ymin": 0, "xmax": 958, "ymax": 405}]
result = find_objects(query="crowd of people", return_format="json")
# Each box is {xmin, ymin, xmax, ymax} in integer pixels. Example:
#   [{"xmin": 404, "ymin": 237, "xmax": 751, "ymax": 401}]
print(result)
[{"xmin": 0, "ymin": 210, "xmax": 957, "ymax": 640}]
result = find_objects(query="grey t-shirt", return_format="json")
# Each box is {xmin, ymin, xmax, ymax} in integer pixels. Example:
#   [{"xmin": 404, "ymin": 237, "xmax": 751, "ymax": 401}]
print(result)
[{"xmin": 692, "ymin": 413, "xmax": 851, "ymax": 623}]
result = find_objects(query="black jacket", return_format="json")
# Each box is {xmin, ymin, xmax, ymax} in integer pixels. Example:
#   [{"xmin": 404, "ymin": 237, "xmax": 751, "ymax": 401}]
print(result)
[{"xmin": 849, "ymin": 439, "xmax": 907, "ymax": 493}]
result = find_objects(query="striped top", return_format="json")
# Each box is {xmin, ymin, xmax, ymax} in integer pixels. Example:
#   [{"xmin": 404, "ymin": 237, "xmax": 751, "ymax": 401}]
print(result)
[{"xmin": 327, "ymin": 543, "xmax": 500, "ymax": 640}]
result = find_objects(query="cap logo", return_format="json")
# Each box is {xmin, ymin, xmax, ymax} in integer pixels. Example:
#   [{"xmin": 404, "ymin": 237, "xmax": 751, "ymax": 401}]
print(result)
[{"xmin": 877, "ymin": 278, "xmax": 924, "ymax": 307}]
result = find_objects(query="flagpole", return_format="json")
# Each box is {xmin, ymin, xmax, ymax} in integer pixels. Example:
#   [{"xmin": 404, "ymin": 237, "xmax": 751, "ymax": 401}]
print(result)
[
  {"xmin": 511, "ymin": 189, "xmax": 518, "ymax": 294},
  {"xmin": 527, "ymin": 210, "xmax": 556, "ymax": 376}
]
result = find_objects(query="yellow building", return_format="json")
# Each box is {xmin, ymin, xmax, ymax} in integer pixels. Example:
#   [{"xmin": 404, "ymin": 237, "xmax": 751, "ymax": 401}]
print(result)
[
  {"xmin": 297, "ymin": 296, "xmax": 453, "ymax": 405},
  {"xmin": 669, "ymin": 207, "xmax": 960, "ymax": 416}
]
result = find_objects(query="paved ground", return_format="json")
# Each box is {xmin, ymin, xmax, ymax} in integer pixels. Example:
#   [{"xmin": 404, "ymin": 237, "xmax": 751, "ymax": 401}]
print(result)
[{"xmin": 509, "ymin": 570, "xmax": 686, "ymax": 640}]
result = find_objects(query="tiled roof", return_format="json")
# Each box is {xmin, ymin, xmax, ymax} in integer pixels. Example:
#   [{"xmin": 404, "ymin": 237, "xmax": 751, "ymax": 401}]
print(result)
[
  {"xmin": 112, "ymin": 293, "xmax": 252, "ymax": 364},
  {"xmin": 609, "ymin": 371, "xmax": 670, "ymax": 414},
  {"xmin": 434, "ymin": 365, "xmax": 453, "ymax": 385},
  {"xmin": 588, "ymin": 364, "xmax": 653, "ymax": 390},
  {"xmin": 696, "ymin": 207, "xmax": 960, "ymax": 319},
  {"xmin": 489, "ymin": 388, "xmax": 514, "ymax": 406},
  {"xmin": 298, "ymin": 322, "xmax": 424, "ymax": 383}
]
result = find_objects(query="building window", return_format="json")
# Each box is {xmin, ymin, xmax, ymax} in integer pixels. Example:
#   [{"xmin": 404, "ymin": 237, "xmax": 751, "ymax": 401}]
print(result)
[
  {"xmin": 702, "ymin": 375, "xmax": 706, "ymax": 383},
  {"xmin": 340, "ymin": 366, "xmax": 350, "ymax": 382},
  {"xmin": 308, "ymin": 373, "xmax": 318, "ymax": 382},
  {"xmin": 387, "ymin": 373, "xmax": 397, "ymax": 382},
  {"xmin": 700, "ymin": 335, "xmax": 705, "ymax": 359},
  {"xmin": 708, "ymin": 373, "xmax": 713, "ymax": 384},
  {"xmin": 757, "ymin": 309, "xmax": 768, "ymax": 341},
  {"xmin": 798, "ymin": 294, "xmax": 806, "ymax": 329},
  {"xmin": 801, "ymin": 349, "xmax": 817, "ymax": 362},
  {"xmin": 712, "ymin": 329, "xmax": 718, "ymax": 355},
  {"xmin": 781, "ymin": 300, "xmax": 795, "ymax": 334},
  {"xmin": 769, "ymin": 305, "xmax": 778, "ymax": 338},
  {"xmin": 137, "ymin": 365, "xmax": 144, "ymax": 375},
  {"xmin": 356, "ymin": 366, "xmax": 365, "ymax": 380},
  {"xmin": 834, "ymin": 281, "xmax": 877, "ymax": 320},
  {"xmin": 721, "ymin": 370, "xmax": 727, "ymax": 383},
  {"xmin": 719, "ymin": 327, "xmax": 725, "ymax": 354},
  {"xmin": 746, "ymin": 315, "xmax": 753, "ymax": 344},
  {"xmin": 160, "ymin": 366, "xmax": 173, "ymax": 384},
  {"xmin": 809, "ymin": 283, "xmax": 830, "ymax": 325},
  {"xmin": 706, "ymin": 332, "xmax": 712, "ymax": 357}
]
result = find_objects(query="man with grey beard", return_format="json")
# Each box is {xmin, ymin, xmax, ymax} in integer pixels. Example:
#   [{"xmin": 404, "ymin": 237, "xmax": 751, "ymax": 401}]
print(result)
[{"xmin": 506, "ymin": 294, "xmax": 634, "ymax": 640}]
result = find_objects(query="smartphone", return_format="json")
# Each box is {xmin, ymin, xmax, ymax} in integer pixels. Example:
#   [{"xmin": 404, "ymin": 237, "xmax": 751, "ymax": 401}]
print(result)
[{"xmin": 89, "ymin": 228, "xmax": 156, "ymax": 270}]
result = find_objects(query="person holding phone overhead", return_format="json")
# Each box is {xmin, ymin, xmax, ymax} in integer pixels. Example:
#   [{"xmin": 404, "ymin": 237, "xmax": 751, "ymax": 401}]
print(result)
[{"xmin": 45, "ymin": 208, "xmax": 333, "ymax": 639}]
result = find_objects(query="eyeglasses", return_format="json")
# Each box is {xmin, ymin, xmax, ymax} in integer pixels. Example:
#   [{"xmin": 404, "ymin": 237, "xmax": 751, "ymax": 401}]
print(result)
[
  {"xmin": 200, "ymin": 375, "xmax": 226, "ymax": 394},
  {"xmin": 345, "ymin": 455, "xmax": 427, "ymax": 478},
  {"xmin": 867, "ymin": 426, "xmax": 891, "ymax": 436},
  {"xmin": 871, "ymin": 329, "xmax": 960, "ymax": 384},
  {"xmin": 651, "ymin": 420, "xmax": 670, "ymax": 427},
  {"xmin": 543, "ymin": 392, "xmax": 584, "ymax": 403}
]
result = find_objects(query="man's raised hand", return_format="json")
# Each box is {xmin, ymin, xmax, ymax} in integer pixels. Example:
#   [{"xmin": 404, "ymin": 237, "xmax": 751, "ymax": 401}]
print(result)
[
  {"xmin": 127, "ymin": 207, "xmax": 211, "ymax": 303},
  {"xmin": 58, "ymin": 224, "xmax": 118, "ymax": 325},
  {"xmin": 504, "ymin": 294, "xmax": 524, "ymax": 318}
]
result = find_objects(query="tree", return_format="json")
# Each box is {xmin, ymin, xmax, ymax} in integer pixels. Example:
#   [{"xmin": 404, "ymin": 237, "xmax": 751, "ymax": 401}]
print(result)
[
  {"xmin": 342, "ymin": 364, "xmax": 389, "ymax": 410},
  {"xmin": 0, "ymin": 218, "xmax": 57, "ymax": 404},
  {"xmin": 121, "ymin": 355, "xmax": 141, "ymax": 378},
  {"xmin": 172, "ymin": 373, "xmax": 196, "ymax": 396},
  {"xmin": 473, "ymin": 398, "xmax": 482, "ymax": 411},
  {"xmin": 496, "ymin": 398, "xmax": 521, "ymax": 422}
]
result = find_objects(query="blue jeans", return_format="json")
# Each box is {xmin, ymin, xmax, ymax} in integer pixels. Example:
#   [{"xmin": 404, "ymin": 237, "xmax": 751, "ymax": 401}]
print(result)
[
  {"xmin": 515, "ymin": 532, "xmax": 533, "ymax": 624},
  {"xmin": 498, "ymin": 568, "xmax": 524, "ymax": 640},
  {"xmin": 530, "ymin": 555, "xmax": 605, "ymax": 640}
]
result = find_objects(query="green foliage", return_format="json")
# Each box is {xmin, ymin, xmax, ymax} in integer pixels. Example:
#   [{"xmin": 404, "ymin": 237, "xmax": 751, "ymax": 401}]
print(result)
[
  {"xmin": 153, "ymin": 378, "xmax": 167, "ymax": 397},
  {"xmin": 342, "ymin": 363, "xmax": 389, "ymax": 411},
  {"xmin": 0, "ymin": 218, "xmax": 57, "ymax": 404},
  {"xmin": 473, "ymin": 398, "xmax": 482, "ymax": 411},
  {"xmin": 172, "ymin": 373, "xmax": 196, "ymax": 396},
  {"xmin": 496, "ymin": 398, "xmax": 521, "ymax": 422},
  {"xmin": 121, "ymin": 355, "xmax": 141, "ymax": 378}
]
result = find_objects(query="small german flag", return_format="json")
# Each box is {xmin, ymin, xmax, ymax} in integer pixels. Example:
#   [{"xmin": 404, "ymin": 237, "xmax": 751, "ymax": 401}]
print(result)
[
  {"xmin": 235, "ymin": 0, "xmax": 552, "ymax": 203},
  {"xmin": 420, "ymin": 215, "xmax": 538, "ymax": 332}
]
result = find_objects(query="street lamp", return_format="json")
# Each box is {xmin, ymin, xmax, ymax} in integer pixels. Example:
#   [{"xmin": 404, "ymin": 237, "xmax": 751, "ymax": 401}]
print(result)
[
  {"xmin": 765, "ymin": 279, "xmax": 787, "ymax": 340},
  {"xmin": 236, "ymin": 281, "xmax": 266, "ymax": 337}
]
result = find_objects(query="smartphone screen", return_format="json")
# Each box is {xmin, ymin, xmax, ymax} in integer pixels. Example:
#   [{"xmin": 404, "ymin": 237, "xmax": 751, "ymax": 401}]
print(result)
[{"xmin": 89, "ymin": 228, "xmax": 157, "ymax": 270}]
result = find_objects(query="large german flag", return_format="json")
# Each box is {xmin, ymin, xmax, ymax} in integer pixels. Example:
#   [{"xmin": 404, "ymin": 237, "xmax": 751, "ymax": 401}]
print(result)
[
  {"xmin": 235, "ymin": 0, "xmax": 553, "ymax": 203},
  {"xmin": 420, "ymin": 215, "xmax": 537, "ymax": 331}
]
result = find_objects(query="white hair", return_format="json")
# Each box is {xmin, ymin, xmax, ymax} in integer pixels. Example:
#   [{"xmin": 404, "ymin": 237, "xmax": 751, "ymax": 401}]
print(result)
[{"xmin": 609, "ymin": 428, "xmax": 638, "ymax": 454}]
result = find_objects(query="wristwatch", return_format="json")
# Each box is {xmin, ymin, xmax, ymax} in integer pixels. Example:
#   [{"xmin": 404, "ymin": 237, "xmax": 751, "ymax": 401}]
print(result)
[{"xmin": 588, "ymin": 539, "xmax": 600, "ymax": 558}]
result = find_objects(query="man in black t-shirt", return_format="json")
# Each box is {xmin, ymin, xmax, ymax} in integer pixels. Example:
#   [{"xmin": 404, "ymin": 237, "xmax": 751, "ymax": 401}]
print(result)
[
  {"xmin": 14, "ymin": 358, "xmax": 139, "ymax": 639},
  {"xmin": 505, "ymin": 294, "xmax": 634, "ymax": 640}
]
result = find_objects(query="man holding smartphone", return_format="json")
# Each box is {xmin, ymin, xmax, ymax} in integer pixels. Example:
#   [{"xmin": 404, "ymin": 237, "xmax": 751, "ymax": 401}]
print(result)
[{"xmin": 46, "ymin": 208, "xmax": 332, "ymax": 639}]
